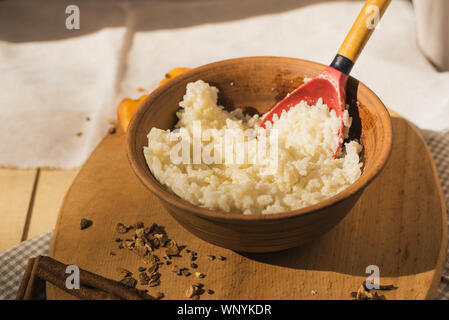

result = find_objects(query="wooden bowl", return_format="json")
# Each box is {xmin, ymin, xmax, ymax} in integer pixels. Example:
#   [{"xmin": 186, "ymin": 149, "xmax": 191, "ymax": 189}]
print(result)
[{"xmin": 127, "ymin": 57, "xmax": 392, "ymax": 253}]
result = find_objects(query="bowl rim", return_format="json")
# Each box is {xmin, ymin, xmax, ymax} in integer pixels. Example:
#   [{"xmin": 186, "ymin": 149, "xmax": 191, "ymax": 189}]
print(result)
[{"xmin": 127, "ymin": 56, "xmax": 393, "ymax": 222}]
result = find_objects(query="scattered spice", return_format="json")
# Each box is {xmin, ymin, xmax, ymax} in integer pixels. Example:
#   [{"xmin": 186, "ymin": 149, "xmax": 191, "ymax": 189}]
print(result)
[
  {"xmin": 76, "ymin": 132, "xmax": 83, "ymax": 137},
  {"xmin": 155, "ymin": 292, "xmax": 164, "ymax": 300},
  {"xmin": 116, "ymin": 223, "xmax": 130, "ymax": 234},
  {"xmin": 108, "ymin": 127, "xmax": 116, "ymax": 135},
  {"xmin": 113, "ymin": 220, "xmax": 222, "ymax": 299},
  {"xmin": 165, "ymin": 240, "xmax": 180, "ymax": 256},
  {"xmin": 134, "ymin": 221, "xmax": 144, "ymax": 229},
  {"xmin": 351, "ymin": 281, "xmax": 397, "ymax": 300},
  {"xmin": 80, "ymin": 218, "xmax": 92, "ymax": 230},
  {"xmin": 139, "ymin": 272, "xmax": 150, "ymax": 285},
  {"xmin": 86, "ymin": 117, "xmax": 90, "ymax": 121},
  {"xmin": 182, "ymin": 269, "xmax": 191, "ymax": 277},
  {"xmin": 120, "ymin": 276, "xmax": 137, "ymax": 288},
  {"xmin": 117, "ymin": 267, "xmax": 132, "ymax": 278},
  {"xmin": 186, "ymin": 285, "xmax": 197, "ymax": 298},
  {"xmin": 172, "ymin": 265, "xmax": 181, "ymax": 276}
]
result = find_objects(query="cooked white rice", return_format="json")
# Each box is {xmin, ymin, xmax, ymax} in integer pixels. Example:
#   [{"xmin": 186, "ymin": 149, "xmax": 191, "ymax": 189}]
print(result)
[{"xmin": 144, "ymin": 80, "xmax": 362, "ymax": 214}]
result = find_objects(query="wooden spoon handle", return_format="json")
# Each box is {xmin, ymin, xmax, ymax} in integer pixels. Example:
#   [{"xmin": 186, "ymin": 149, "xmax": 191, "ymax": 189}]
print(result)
[{"xmin": 338, "ymin": 0, "xmax": 391, "ymax": 63}]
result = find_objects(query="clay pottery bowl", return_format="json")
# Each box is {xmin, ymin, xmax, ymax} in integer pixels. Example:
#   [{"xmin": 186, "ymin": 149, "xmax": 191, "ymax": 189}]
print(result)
[{"xmin": 127, "ymin": 56, "xmax": 392, "ymax": 253}]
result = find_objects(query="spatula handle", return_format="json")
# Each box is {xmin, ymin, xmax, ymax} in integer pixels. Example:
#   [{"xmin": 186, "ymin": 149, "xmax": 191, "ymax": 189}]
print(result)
[{"xmin": 331, "ymin": 0, "xmax": 391, "ymax": 74}]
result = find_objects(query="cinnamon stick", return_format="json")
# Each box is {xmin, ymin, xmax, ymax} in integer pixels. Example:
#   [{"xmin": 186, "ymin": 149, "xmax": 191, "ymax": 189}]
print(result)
[
  {"xmin": 16, "ymin": 257, "xmax": 37, "ymax": 300},
  {"xmin": 36, "ymin": 266, "xmax": 120, "ymax": 300},
  {"xmin": 23, "ymin": 256, "xmax": 43, "ymax": 300},
  {"xmin": 39, "ymin": 256, "xmax": 150, "ymax": 300},
  {"xmin": 16, "ymin": 255, "xmax": 155, "ymax": 300}
]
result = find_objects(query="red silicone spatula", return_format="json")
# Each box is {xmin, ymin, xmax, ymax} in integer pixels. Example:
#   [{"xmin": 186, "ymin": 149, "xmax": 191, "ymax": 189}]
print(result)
[{"xmin": 260, "ymin": 0, "xmax": 391, "ymax": 157}]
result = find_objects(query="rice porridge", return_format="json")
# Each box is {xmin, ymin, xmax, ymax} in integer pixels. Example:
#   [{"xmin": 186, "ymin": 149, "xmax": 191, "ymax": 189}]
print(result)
[{"xmin": 144, "ymin": 80, "xmax": 362, "ymax": 214}]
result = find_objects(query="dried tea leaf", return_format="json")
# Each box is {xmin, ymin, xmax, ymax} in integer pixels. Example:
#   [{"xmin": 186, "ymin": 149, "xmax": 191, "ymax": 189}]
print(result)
[
  {"xmin": 150, "ymin": 223, "xmax": 164, "ymax": 235},
  {"xmin": 150, "ymin": 272, "xmax": 161, "ymax": 281},
  {"xmin": 142, "ymin": 253, "xmax": 159, "ymax": 265},
  {"xmin": 149, "ymin": 279, "xmax": 160, "ymax": 287},
  {"xmin": 147, "ymin": 262, "xmax": 158, "ymax": 274},
  {"xmin": 135, "ymin": 228, "xmax": 145, "ymax": 238},
  {"xmin": 186, "ymin": 285, "xmax": 197, "ymax": 298},
  {"xmin": 207, "ymin": 255, "xmax": 216, "ymax": 261},
  {"xmin": 139, "ymin": 272, "xmax": 150, "ymax": 285},
  {"xmin": 356, "ymin": 285, "xmax": 373, "ymax": 300},
  {"xmin": 117, "ymin": 267, "xmax": 132, "ymax": 277},
  {"xmin": 135, "ymin": 239, "xmax": 148, "ymax": 258},
  {"xmin": 150, "ymin": 237, "xmax": 161, "ymax": 249},
  {"xmin": 182, "ymin": 269, "xmax": 191, "ymax": 277},
  {"xmin": 165, "ymin": 240, "xmax": 180, "ymax": 256},
  {"xmin": 124, "ymin": 240, "xmax": 135, "ymax": 250},
  {"xmin": 134, "ymin": 221, "xmax": 144, "ymax": 229},
  {"xmin": 378, "ymin": 284, "xmax": 397, "ymax": 290},
  {"xmin": 80, "ymin": 218, "xmax": 93, "ymax": 230},
  {"xmin": 116, "ymin": 223, "xmax": 129, "ymax": 234},
  {"xmin": 120, "ymin": 276, "xmax": 137, "ymax": 289},
  {"xmin": 195, "ymin": 272, "xmax": 205, "ymax": 279},
  {"xmin": 172, "ymin": 265, "xmax": 182, "ymax": 275}
]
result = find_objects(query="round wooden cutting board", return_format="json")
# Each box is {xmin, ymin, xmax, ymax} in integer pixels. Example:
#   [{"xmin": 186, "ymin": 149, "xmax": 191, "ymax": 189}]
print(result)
[{"xmin": 47, "ymin": 111, "xmax": 447, "ymax": 300}]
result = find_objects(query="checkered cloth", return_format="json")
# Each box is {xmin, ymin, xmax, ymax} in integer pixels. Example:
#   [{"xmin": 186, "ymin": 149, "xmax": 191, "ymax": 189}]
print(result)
[
  {"xmin": 1, "ymin": 132, "xmax": 448, "ymax": 300},
  {"xmin": 421, "ymin": 130, "xmax": 449, "ymax": 300},
  {"xmin": 0, "ymin": 230, "xmax": 53, "ymax": 300}
]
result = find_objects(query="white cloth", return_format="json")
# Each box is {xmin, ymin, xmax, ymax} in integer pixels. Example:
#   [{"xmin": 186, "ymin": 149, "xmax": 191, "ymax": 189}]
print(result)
[{"xmin": 1, "ymin": 0, "xmax": 449, "ymax": 169}]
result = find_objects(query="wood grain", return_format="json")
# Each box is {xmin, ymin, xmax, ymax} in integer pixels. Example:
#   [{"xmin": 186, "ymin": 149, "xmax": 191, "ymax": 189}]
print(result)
[
  {"xmin": 0, "ymin": 168, "xmax": 37, "ymax": 252},
  {"xmin": 25, "ymin": 168, "xmax": 80, "ymax": 240},
  {"xmin": 48, "ymin": 113, "xmax": 446, "ymax": 299}
]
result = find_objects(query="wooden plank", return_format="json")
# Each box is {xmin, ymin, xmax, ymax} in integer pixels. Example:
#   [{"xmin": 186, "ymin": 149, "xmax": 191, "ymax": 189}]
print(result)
[
  {"xmin": 25, "ymin": 168, "xmax": 80, "ymax": 240},
  {"xmin": 48, "ymin": 117, "xmax": 447, "ymax": 299},
  {"xmin": 0, "ymin": 168, "xmax": 37, "ymax": 252}
]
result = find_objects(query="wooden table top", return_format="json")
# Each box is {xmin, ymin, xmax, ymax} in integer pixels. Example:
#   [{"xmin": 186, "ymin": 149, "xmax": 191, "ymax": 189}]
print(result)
[{"xmin": 0, "ymin": 167, "xmax": 79, "ymax": 252}]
